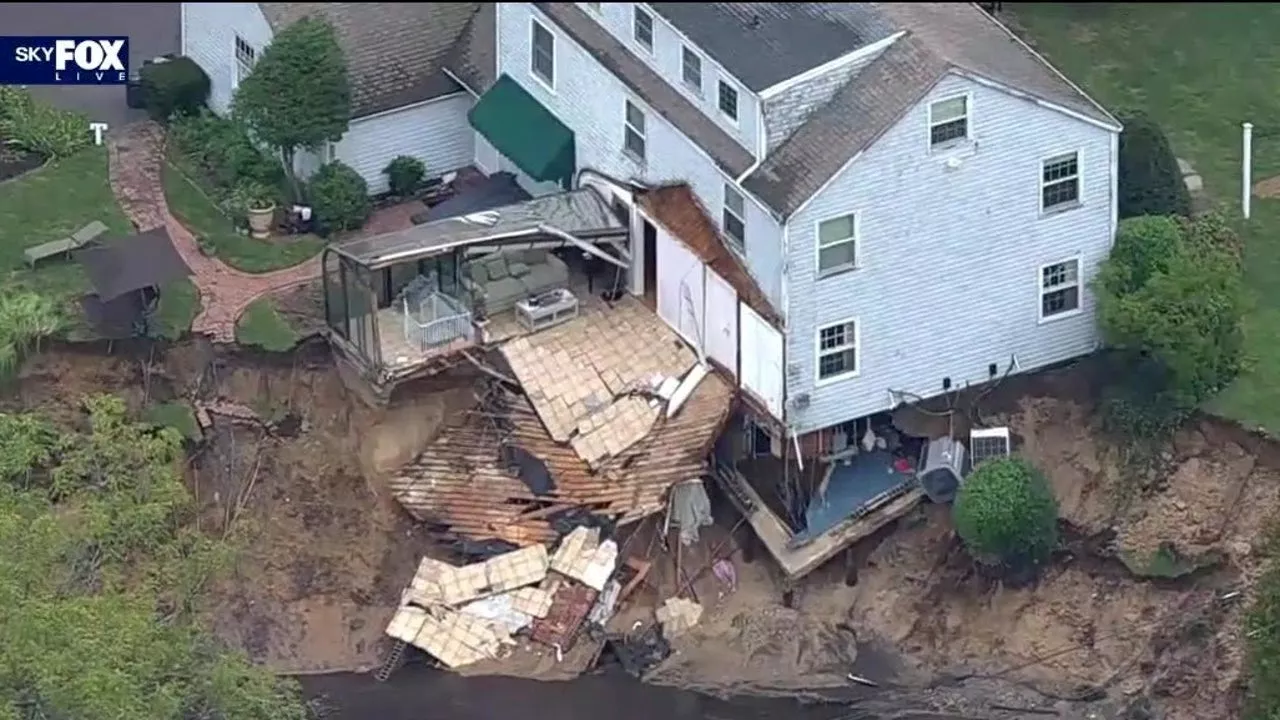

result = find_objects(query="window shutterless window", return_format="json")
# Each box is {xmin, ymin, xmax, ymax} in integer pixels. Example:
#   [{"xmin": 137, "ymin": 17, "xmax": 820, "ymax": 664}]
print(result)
[
  {"xmin": 1041, "ymin": 152, "xmax": 1081, "ymax": 211},
  {"xmin": 633, "ymin": 7, "xmax": 654, "ymax": 52},
  {"xmin": 717, "ymin": 80, "xmax": 738, "ymax": 122},
  {"xmin": 530, "ymin": 20, "xmax": 555, "ymax": 88},
  {"xmin": 723, "ymin": 184, "xmax": 745, "ymax": 248},
  {"xmin": 624, "ymin": 100, "xmax": 646, "ymax": 161},
  {"xmin": 234, "ymin": 35, "xmax": 256, "ymax": 84},
  {"xmin": 816, "ymin": 213, "xmax": 857, "ymax": 275},
  {"xmin": 928, "ymin": 95, "xmax": 969, "ymax": 149},
  {"xmin": 817, "ymin": 320, "xmax": 859, "ymax": 381},
  {"xmin": 681, "ymin": 46, "xmax": 703, "ymax": 94},
  {"xmin": 1040, "ymin": 258, "xmax": 1081, "ymax": 320}
]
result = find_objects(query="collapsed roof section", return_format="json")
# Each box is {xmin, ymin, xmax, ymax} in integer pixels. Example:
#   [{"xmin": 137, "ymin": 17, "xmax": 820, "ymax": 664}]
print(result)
[{"xmin": 330, "ymin": 185, "xmax": 628, "ymax": 270}]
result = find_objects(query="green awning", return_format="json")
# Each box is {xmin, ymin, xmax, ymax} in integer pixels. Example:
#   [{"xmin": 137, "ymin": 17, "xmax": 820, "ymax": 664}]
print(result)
[{"xmin": 468, "ymin": 74, "xmax": 576, "ymax": 188}]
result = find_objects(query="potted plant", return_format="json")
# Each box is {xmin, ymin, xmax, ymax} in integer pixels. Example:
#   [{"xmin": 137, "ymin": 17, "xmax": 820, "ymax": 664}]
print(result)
[{"xmin": 232, "ymin": 180, "xmax": 277, "ymax": 239}]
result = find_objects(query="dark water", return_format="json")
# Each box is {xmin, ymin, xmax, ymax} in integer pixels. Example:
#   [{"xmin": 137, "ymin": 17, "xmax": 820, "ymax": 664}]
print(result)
[
  {"xmin": 299, "ymin": 662, "xmax": 990, "ymax": 720},
  {"xmin": 301, "ymin": 665, "xmax": 856, "ymax": 720}
]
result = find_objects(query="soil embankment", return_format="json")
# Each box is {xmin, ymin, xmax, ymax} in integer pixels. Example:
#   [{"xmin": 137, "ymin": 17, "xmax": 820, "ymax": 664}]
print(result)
[{"xmin": 5, "ymin": 341, "xmax": 1272, "ymax": 719}]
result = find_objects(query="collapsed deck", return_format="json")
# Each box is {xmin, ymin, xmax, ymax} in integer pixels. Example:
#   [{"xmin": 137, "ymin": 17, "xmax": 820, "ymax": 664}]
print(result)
[{"xmin": 389, "ymin": 296, "xmax": 735, "ymax": 545}]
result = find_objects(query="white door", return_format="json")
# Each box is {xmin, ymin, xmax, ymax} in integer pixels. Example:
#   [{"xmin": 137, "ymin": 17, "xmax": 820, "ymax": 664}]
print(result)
[
  {"xmin": 656, "ymin": 229, "xmax": 705, "ymax": 351},
  {"xmin": 704, "ymin": 270, "xmax": 737, "ymax": 375},
  {"xmin": 740, "ymin": 303, "xmax": 784, "ymax": 421}
]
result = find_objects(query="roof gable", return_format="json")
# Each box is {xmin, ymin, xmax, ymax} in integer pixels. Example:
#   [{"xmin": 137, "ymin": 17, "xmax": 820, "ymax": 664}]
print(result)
[{"xmin": 743, "ymin": 3, "xmax": 1119, "ymax": 217}]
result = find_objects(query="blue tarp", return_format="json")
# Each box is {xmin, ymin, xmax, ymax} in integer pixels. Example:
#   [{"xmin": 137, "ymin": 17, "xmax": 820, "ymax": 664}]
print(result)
[{"xmin": 791, "ymin": 450, "xmax": 914, "ymax": 545}]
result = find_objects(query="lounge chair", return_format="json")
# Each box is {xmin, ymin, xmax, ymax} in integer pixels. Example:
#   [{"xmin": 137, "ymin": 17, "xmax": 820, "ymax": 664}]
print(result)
[{"xmin": 24, "ymin": 220, "xmax": 109, "ymax": 268}]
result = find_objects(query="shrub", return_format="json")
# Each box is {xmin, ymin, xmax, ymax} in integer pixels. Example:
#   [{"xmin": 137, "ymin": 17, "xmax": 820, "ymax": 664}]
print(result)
[
  {"xmin": 1118, "ymin": 112, "xmax": 1192, "ymax": 220},
  {"xmin": 1095, "ymin": 213, "xmax": 1246, "ymax": 428},
  {"xmin": 0, "ymin": 88, "xmax": 90, "ymax": 159},
  {"xmin": 383, "ymin": 155, "xmax": 425, "ymax": 196},
  {"xmin": 308, "ymin": 161, "xmax": 370, "ymax": 233},
  {"xmin": 138, "ymin": 56, "xmax": 210, "ymax": 122},
  {"xmin": 168, "ymin": 111, "xmax": 282, "ymax": 193},
  {"xmin": 953, "ymin": 456, "xmax": 1059, "ymax": 567}
]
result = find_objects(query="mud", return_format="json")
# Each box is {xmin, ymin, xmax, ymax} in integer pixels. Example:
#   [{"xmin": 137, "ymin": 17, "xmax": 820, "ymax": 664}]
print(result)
[
  {"xmin": 5, "ymin": 345, "xmax": 1274, "ymax": 719},
  {"xmin": 647, "ymin": 361, "xmax": 1271, "ymax": 720}
]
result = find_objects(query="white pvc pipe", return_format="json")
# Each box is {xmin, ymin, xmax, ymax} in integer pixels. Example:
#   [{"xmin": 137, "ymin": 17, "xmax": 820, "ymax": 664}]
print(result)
[{"xmin": 1243, "ymin": 122, "xmax": 1254, "ymax": 220}]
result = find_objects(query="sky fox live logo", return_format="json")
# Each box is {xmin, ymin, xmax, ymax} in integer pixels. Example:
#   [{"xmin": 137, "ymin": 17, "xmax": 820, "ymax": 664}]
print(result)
[{"xmin": 1, "ymin": 37, "xmax": 129, "ymax": 85}]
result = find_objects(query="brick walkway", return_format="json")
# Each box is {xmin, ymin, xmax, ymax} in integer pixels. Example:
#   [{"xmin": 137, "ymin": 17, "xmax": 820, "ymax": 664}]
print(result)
[{"xmin": 107, "ymin": 121, "xmax": 322, "ymax": 342}]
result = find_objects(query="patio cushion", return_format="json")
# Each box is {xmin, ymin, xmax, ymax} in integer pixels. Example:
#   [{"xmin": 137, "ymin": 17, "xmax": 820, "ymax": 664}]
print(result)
[
  {"xmin": 508, "ymin": 261, "xmax": 531, "ymax": 278},
  {"xmin": 486, "ymin": 277, "xmax": 527, "ymax": 310},
  {"xmin": 484, "ymin": 255, "xmax": 509, "ymax": 281},
  {"xmin": 469, "ymin": 262, "xmax": 490, "ymax": 284},
  {"xmin": 520, "ymin": 259, "xmax": 569, "ymax": 294}
]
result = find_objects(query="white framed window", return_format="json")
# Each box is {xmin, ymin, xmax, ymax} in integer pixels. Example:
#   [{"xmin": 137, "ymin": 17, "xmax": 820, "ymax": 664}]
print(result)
[
  {"xmin": 233, "ymin": 35, "xmax": 256, "ymax": 85},
  {"xmin": 681, "ymin": 46, "xmax": 703, "ymax": 95},
  {"xmin": 633, "ymin": 7, "xmax": 654, "ymax": 52},
  {"xmin": 928, "ymin": 94, "xmax": 969, "ymax": 150},
  {"xmin": 816, "ymin": 319, "xmax": 859, "ymax": 383},
  {"xmin": 717, "ymin": 79, "xmax": 738, "ymax": 122},
  {"xmin": 815, "ymin": 213, "xmax": 858, "ymax": 276},
  {"xmin": 722, "ymin": 184, "xmax": 745, "ymax": 249},
  {"xmin": 1041, "ymin": 152, "xmax": 1081, "ymax": 211},
  {"xmin": 623, "ymin": 99, "xmax": 646, "ymax": 161},
  {"xmin": 1039, "ymin": 258, "xmax": 1081, "ymax": 321},
  {"xmin": 530, "ymin": 19, "xmax": 556, "ymax": 90}
]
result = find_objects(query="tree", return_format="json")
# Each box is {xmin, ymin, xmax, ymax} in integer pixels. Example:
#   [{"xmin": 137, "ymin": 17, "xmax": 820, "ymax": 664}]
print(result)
[
  {"xmin": 1118, "ymin": 112, "xmax": 1193, "ymax": 220},
  {"xmin": 233, "ymin": 16, "xmax": 350, "ymax": 200},
  {"xmin": 953, "ymin": 457, "xmax": 1059, "ymax": 567},
  {"xmin": 1095, "ymin": 214, "xmax": 1246, "ymax": 415},
  {"xmin": 0, "ymin": 395, "xmax": 307, "ymax": 720}
]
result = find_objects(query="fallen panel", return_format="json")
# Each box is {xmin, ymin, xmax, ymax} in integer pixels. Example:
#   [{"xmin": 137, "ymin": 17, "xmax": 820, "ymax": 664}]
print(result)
[{"xmin": 529, "ymin": 582, "xmax": 599, "ymax": 650}]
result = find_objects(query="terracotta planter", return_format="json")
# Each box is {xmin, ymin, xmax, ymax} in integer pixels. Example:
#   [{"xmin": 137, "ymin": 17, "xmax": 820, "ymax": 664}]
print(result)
[{"xmin": 247, "ymin": 205, "xmax": 275, "ymax": 239}]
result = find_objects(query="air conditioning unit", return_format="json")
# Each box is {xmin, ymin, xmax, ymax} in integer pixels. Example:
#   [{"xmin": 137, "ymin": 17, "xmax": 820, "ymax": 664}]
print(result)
[
  {"xmin": 969, "ymin": 426, "xmax": 1012, "ymax": 468},
  {"xmin": 789, "ymin": 393, "xmax": 810, "ymax": 410}
]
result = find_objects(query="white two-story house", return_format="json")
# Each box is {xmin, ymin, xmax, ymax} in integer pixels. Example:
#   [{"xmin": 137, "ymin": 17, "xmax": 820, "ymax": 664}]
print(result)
[{"xmin": 182, "ymin": 2, "xmax": 1120, "ymax": 453}]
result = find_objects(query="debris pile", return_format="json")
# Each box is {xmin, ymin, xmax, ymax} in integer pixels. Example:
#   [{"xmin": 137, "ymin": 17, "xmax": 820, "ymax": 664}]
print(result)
[{"xmin": 385, "ymin": 526, "xmax": 639, "ymax": 669}]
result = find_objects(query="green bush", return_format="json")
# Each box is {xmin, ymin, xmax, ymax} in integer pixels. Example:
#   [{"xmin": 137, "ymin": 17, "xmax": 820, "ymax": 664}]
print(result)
[
  {"xmin": 383, "ymin": 155, "xmax": 425, "ymax": 196},
  {"xmin": 1118, "ymin": 112, "xmax": 1192, "ymax": 220},
  {"xmin": 953, "ymin": 457, "xmax": 1059, "ymax": 567},
  {"xmin": 308, "ymin": 161, "xmax": 370, "ymax": 233},
  {"xmin": 1095, "ymin": 213, "xmax": 1246, "ymax": 427},
  {"xmin": 168, "ymin": 111, "xmax": 282, "ymax": 193},
  {"xmin": 138, "ymin": 56, "xmax": 210, "ymax": 122},
  {"xmin": 0, "ymin": 87, "xmax": 90, "ymax": 159}
]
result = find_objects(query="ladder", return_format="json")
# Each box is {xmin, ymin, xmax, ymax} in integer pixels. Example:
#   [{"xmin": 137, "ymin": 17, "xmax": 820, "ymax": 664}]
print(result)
[{"xmin": 375, "ymin": 639, "xmax": 409, "ymax": 682}]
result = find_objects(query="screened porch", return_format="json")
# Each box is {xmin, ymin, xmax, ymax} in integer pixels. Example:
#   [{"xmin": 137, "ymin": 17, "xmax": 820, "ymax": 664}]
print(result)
[{"xmin": 322, "ymin": 248, "xmax": 476, "ymax": 377}]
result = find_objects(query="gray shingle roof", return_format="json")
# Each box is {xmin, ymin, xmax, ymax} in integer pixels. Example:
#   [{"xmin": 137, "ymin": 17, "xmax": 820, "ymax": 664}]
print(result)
[
  {"xmin": 258, "ymin": 3, "xmax": 479, "ymax": 118},
  {"xmin": 443, "ymin": 3, "xmax": 496, "ymax": 95},
  {"xmin": 650, "ymin": 3, "xmax": 898, "ymax": 92},
  {"xmin": 534, "ymin": 3, "xmax": 754, "ymax": 178},
  {"xmin": 743, "ymin": 3, "xmax": 1120, "ymax": 217}
]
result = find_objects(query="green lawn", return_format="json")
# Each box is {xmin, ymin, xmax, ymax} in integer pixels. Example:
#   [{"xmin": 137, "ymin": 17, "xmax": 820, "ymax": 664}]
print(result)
[
  {"xmin": 236, "ymin": 298, "xmax": 301, "ymax": 352},
  {"xmin": 0, "ymin": 148, "xmax": 201, "ymax": 343},
  {"xmin": 162, "ymin": 155, "xmax": 323, "ymax": 274},
  {"xmin": 0, "ymin": 148, "xmax": 131, "ymax": 303},
  {"xmin": 1012, "ymin": 4, "xmax": 1280, "ymax": 432}
]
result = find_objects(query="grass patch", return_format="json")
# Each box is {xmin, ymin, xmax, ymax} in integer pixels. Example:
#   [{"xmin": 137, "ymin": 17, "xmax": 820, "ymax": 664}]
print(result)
[
  {"xmin": 152, "ymin": 278, "xmax": 202, "ymax": 341},
  {"xmin": 162, "ymin": 154, "xmax": 323, "ymax": 274},
  {"xmin": 143, "ymin": 401, "xmax": 201, "ymax": 441},
  {"xmin": 1011, "ymin": 4, "xmax": 1280, "ymax": 432},
  {"xmin": 1120, "ymin": 543, "xmax": 1223, "ymax": 579},
  {"xmin": 0, "ymin": 147, "xmax": 131, "ymax": 307},
  {"xmin": 236, "ymin": 298, "xmax": 301, "ymax": 352}
]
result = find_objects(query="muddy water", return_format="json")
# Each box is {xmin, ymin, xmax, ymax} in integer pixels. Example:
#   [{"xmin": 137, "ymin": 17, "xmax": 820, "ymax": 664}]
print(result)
[{"xmin": 298, "ymin": 664, "xmax": 970, "ymax": 720}]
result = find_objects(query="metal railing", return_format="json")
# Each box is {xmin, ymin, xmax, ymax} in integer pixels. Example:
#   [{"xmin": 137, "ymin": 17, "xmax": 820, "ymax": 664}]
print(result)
[{"xmin": 402, "ymin": 291, "xmax": 474, "ymax": 351}]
